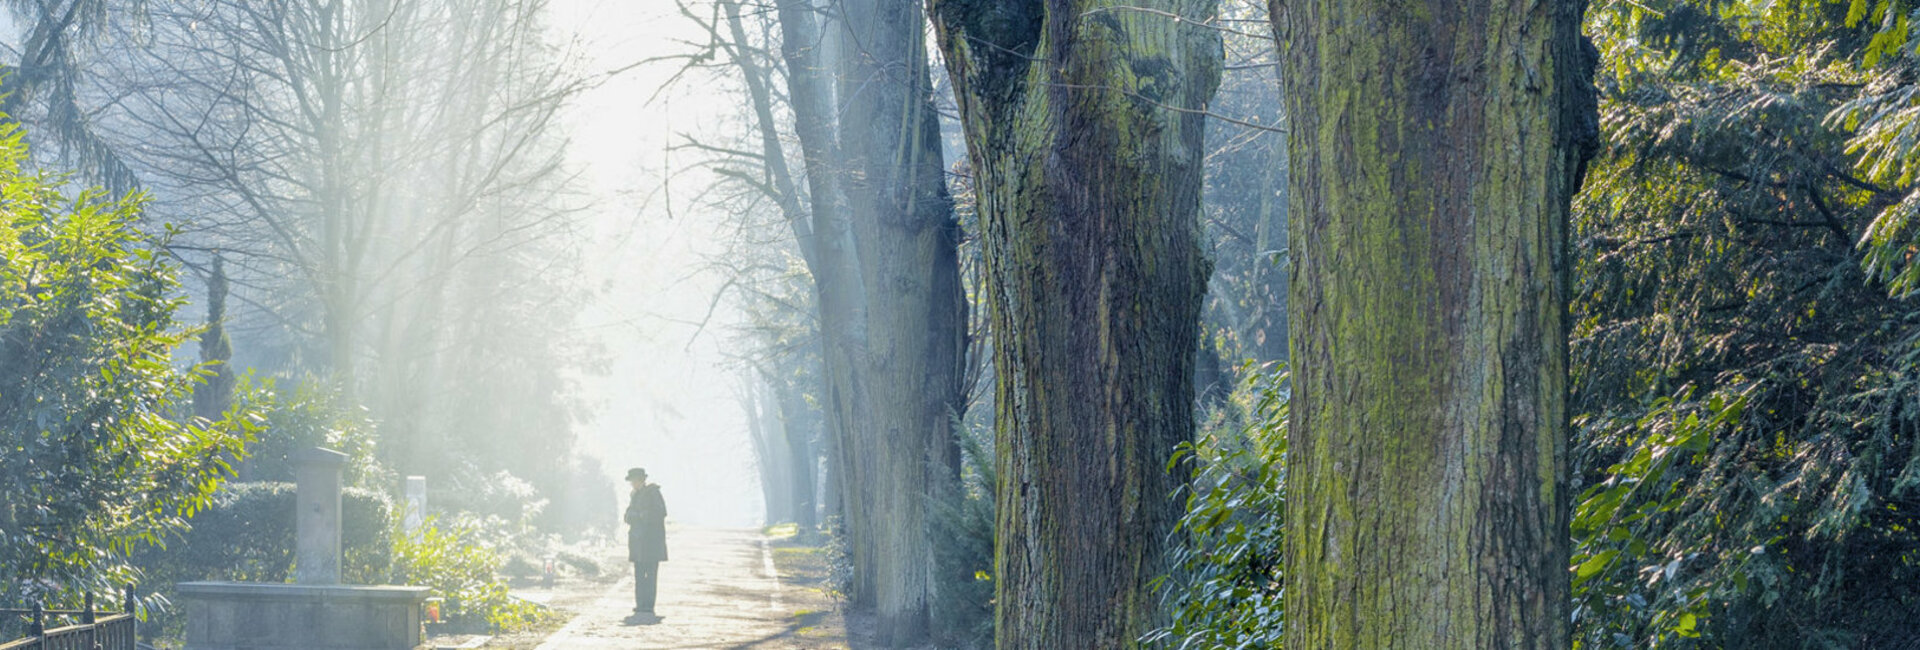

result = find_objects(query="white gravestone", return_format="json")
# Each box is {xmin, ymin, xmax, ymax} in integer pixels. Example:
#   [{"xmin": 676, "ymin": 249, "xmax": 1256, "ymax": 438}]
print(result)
[{"xmin": 403, "ymin": 475, "xmax": 427, "ymax": 539}]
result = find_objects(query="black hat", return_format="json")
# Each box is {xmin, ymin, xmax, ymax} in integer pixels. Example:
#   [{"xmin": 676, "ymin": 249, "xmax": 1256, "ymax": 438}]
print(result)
[{"xmin": 625, "ymin": 467, "xmax": 648, "ymax": 481}]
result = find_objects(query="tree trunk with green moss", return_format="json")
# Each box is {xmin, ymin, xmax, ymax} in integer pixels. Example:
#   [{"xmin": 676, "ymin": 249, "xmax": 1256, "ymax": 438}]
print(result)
[
  {"xmin": 928, "ymin": 1, "xmax": 1221, "ymax": 646},
  {"xmin": 1274, "ymin": 0, "xmax": 1595, "ymax": 647}
]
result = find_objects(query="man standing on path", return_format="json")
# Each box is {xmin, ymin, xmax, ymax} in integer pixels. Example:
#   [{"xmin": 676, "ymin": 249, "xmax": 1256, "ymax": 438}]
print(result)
[{"xmin": 624, "ymin": 467, "xmax": 668, "ymax": 622}]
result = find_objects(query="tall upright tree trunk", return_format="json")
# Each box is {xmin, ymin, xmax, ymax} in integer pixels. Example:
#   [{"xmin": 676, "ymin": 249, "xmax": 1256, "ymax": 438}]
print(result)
[
  {"xmin": 834, "ymin": 0, "xmax": 968, "ymax": 642},
  {"xmin": 745, "ymin": 378, "xmax": 793, "ymax": 525},
  {"xmin": 1274, "ymin": 1, "xmax": 1596, "ymax": 647},
  {"xmin": 928, "ymin": 1, "xmax": 1221, "ymax": 646},
  {"xmin": 716, "ymin": 0, "xmax": 844, "ymax": 542},
  {"xmin": 768, "ymin": 0, "xmax": 880, "ymax": 608},
  {"xmin": 773, "ymin": 381, "xmax": 820, "ymax": 532},
  {"xmin": 722, "ymin": 0, "xmax": 967, "ymax": 633}
]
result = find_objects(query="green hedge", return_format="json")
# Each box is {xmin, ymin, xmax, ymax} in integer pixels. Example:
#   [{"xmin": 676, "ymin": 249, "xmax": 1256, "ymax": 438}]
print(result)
[{"xmin": 132, "ymin": 482, "xmax": 393, "ymax": 638}]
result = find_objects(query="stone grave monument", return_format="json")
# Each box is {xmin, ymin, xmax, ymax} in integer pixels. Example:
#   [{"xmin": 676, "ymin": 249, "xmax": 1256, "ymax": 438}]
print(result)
[
  {"xmin": 402, "ymin": 476, "xmax": 427, "ymax": 539},
  {"xmin": 178, "ymin": 448, "xmax": 429, "ymax": 650}
]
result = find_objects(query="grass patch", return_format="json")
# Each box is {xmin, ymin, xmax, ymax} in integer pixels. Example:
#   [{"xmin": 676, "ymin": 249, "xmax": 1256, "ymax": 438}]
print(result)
[{"xmin": 767, "ymin": 531, "xmax": 832, "ymax": 593}]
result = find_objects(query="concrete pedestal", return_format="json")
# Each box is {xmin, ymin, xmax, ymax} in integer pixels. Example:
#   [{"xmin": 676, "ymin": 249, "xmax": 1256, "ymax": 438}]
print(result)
[
  {"xmin": 293, "ymin": 448, "xmax": 347, "ymax": 584},
  {"xmin": 177, "ymin": 582, "xmax": 428, "ymax": 650},
  {"xmin": 179, "ymin": 448, "xmax": 428, "ymax": 649}
]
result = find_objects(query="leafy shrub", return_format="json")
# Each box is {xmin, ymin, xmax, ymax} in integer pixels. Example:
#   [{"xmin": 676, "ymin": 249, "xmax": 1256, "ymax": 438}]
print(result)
[
  {"xmin": 501, "ymin": 551, "xmax": 541, "ymax": 579},
  {"xmin": 930, "ymin": 420, "xmax": 996, "ymax": 647},
  {"xmin": 390, "ymin": 514, "xmax": 554, "ymax": 633},
  {"xmin": 433, "ymin": 468, "xmax": 549, "ymax": 534},
  {"xmin": 821, "ymin": 515, "xmax": 854, "ymax": 603},
  {"xmin": 556, "ymin": 548, "xmax": 601, "ymax": 578},
  {"xmin": 228, "ymin": 375, "xmax": 388, "ymax": 489},
  {"xmin": 1569, "ymin": 2, "xmax": 1920, "ymax": 647},
  {"xmin": 1146, "ymin": 363, "xmax": 1287, "ymax": 650},
  {"xmin": 0, "ymin": 121, "xmax": 254, "ymax": 607},
  {"xmin": 136, "ymin": 482, "xmax": 394, "ymax": 583},
  {"xmin": 1569, "ymin": 390, "xmax": 1742, "ymax": 648}
]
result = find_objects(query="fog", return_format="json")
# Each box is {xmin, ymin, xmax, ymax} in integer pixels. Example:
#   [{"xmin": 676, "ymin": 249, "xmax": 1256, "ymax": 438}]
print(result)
[{"xmin": 554, "ymin": 0, "xmax": 761, "ymax": 528}]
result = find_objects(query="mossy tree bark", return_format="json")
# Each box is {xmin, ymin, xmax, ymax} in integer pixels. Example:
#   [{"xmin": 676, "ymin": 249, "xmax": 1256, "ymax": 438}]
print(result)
[
  {"xmin": 928, "ymin": 1, "xmax": 1221, "ymax": 646},
  {"xmin": 1274, "ymin": 0, "xmax": 1597, "ymax": 647}
]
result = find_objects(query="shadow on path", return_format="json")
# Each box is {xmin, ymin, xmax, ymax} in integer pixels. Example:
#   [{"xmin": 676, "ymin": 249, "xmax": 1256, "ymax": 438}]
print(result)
[{"xmin": 528, "ymin": 526, "xmax": 849, "ymax": 649}]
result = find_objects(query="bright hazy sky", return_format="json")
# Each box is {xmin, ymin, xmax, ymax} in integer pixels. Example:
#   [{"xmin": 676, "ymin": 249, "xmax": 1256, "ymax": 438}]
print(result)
[{"xmin": 552, "ymin": 0, "xmax": 762, "ymax": 528}]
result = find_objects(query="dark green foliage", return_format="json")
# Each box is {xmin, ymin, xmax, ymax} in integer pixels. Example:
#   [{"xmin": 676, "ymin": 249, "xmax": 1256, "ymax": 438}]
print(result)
[
  {"xmin": 129, "ymin": 483, "xmax": 394, "ymax": 638},
  {"xmin": 1571, "ymin": 1, "xmax": 1920, "ymax": 646},
  {"xmin": 1147, "ymin": 364, "xmax": 1286, "ymax": 650},
  {"xmin": 193, "ymin": 256, "xmax": 234, "ymax": 423},
  {"xmin": 229, "ymin": 374, "xmax": 387, "ymax": 489},
  {"xmin": 0, "ymin": 121, "xmax": 253, "ymax": 606},
  {"xmin": 131, "ymin": 481, "xmax": 546, "ymax": 636},
  {"xmin": 929, "ymin": 420, "xmax": 995, "ymax": 648},
  {"xmin": 133, "ymin": 483, "xmax": 395, "ymax": 585}
]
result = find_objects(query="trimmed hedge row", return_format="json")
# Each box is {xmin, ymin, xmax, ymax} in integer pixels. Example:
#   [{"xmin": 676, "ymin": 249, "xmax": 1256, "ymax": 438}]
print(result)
[{"xmin": 132, "ymin": 482, "xmax": 393, "ymax": 637}]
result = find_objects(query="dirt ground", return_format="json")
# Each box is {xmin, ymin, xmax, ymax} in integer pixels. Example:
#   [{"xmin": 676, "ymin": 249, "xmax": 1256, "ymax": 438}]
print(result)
[{"xmin": 505, "ymin": 525, "xmax": 850, "ymax": 649}]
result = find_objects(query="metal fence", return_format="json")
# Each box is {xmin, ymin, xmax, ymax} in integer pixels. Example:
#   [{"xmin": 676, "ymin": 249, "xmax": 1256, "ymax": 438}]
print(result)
[{"xmin": 0, "ymin": 589, "xmax": 137, "ymax": 650}]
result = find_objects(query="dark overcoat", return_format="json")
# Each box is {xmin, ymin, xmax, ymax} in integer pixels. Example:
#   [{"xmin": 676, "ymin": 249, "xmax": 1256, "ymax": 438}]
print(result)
[{"xmin": 626, "ymin": 484, "xmax": 668, "ymax": 563}]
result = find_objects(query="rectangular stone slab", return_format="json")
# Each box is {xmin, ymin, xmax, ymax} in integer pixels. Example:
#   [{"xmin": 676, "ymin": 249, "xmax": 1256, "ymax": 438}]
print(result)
[{"xmin": 178, "ymin": 581, "xmax": 428, "ymax": 650}]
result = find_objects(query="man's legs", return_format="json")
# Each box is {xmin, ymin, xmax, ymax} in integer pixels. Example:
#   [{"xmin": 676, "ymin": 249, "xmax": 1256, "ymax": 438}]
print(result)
[
  {"xmin": 632, "ymin": 562, "xmax": 646, "ymax": 614},
  {"xmin": 635, "ymin": 560, "xmax": 660, "ymax": 614}
]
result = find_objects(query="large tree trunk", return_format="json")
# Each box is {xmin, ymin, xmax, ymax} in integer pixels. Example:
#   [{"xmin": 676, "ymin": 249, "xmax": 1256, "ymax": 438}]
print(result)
[
  {"xmin": 765, "ymin": 0, "xmax": 881, "ymax": 607},
  {"xmin": 1274, "ymin": 1, "xmax": 1596, "ymax": 647},
  {"xmin": 723, "ymin": 1, "xmax": 968, "ymax": 633},
  {"xmin": 834, "ymin": 0, "xmax": 969, "ymax": 643},
  {"xmin": 928, "ymin": 1, "xmax": 1220, "ymax": 646}
]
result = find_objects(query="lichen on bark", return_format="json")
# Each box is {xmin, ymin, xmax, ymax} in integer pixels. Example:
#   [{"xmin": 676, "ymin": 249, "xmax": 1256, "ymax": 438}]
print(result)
[
  {"xmin": 929, "ymin": 0, "xmax": 1223, "ymax": 647},
  {"xmin": 1276, "ymin": 0, "xmax": 1597, "ymax": 647}
]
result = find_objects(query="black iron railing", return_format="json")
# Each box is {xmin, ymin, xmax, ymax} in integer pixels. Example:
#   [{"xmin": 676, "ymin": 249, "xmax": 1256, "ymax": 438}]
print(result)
[{"xmin": 0, "ymin": 587, "xmax": 137, "ymax": 650}]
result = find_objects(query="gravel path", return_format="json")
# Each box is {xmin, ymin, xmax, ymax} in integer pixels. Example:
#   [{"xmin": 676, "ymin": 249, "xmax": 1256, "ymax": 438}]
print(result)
[{"xmin": 528, "ymin": 527, "xmax": 845, "ymax": 649}]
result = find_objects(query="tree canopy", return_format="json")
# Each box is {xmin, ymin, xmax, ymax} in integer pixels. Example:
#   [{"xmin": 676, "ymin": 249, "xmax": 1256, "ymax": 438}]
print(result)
[{"xmin": 1571, "ymin": 0, "xmax": 1920, "ymax": 646}]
